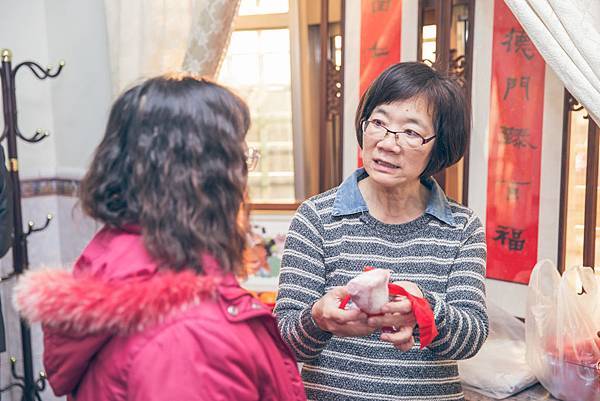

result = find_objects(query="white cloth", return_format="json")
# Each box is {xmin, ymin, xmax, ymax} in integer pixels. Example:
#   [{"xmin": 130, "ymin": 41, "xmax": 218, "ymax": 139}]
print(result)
[
  {"xmin": 504, "ymin": 0, "xmax": 600, "ymax": 124},
  {"xmin": 103, "ymin": 0, "xmax": 240, "ymax": 95},
  {"xmin": 459, "ymin": 301, "xmax": 538, "ymax": 399}
]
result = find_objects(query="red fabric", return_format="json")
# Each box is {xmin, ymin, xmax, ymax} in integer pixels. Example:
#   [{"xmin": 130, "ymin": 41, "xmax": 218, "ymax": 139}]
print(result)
[
  {"xmin": 358, "ymin": 0, "xmax": 402, "ymax": 167},
  {"xmin": 339, "ymin": 267, "xmax": 438, "ymax": 349},
  {"xmin": 386, "ymin": 283, "xmax": 438, "ymax": 349},
  {"xmin": 485, "ymin": 0, "xmax": 546, "ymax": 284},
  {"xmin": 37, "ymin": 226, "xmax": 306, "ymax": 401}
]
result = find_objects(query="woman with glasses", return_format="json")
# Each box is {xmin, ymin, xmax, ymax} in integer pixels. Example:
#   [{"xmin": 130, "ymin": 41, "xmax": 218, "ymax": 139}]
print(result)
[
  {"xmin": 14, "ymin": 74, "xmax": 306, "ymax": 401},
  {"xmin": 275, "ymin": 62, "xmax": 488, "ymax": 401}
]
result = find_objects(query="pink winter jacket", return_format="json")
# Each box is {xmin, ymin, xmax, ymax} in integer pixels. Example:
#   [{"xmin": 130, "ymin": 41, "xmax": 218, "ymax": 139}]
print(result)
[{"xmin": 14, "ymin": 226, "xmax": 306, "ymax": 401}]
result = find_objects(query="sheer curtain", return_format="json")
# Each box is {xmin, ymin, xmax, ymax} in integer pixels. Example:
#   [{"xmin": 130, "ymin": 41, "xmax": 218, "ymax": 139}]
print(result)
[
  {"xmin": 504, "ymin": 0, "xmax": 600, "ymax": 124},
  {"xmin": 104, "ymin": 0, "xmax": 240, "ymax": 95}
]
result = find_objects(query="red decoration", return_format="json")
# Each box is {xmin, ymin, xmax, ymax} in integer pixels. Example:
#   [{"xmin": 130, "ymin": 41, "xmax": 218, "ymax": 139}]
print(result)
[
  {"xmin": 338, "ymin": 267, "xmax": 437, "ymax": 349},
  {"xmin": 485, "ymin": 0, "xmax": 546, "ymax": 283},
  {"xmin": 358, "ymin": 0, "xmax": 402, "ymax": 165}
]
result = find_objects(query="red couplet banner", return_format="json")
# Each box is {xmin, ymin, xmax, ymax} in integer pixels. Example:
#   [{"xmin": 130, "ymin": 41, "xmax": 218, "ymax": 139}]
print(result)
[
  {"xmin": 358, "ymin": 0, "xmax": 402, "ymax": 165},
  {"xmin": 485, "ymin": 0, "xmax": 546, "ymax": 284}
]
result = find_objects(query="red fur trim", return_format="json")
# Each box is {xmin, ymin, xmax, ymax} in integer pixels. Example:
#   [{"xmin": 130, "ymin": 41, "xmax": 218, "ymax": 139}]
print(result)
[{"xmin": 13, "ymin": 268, "xmax": 219, "ymax": 335}]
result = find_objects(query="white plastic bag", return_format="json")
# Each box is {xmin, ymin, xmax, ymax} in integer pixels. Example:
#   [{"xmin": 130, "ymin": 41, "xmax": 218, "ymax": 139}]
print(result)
[
  {"xmin": 459, "ymin": 301, "xmax": 537, "ymax": 399},
  {"xmin": 526, "ymin": 260, "xmax": 600, "ymax": 401}
]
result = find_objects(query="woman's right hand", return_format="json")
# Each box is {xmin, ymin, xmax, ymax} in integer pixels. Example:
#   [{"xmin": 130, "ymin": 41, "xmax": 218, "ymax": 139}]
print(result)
[{"xmin": 311, "ymin": 287, "xmax": 375, "ymax": 337}]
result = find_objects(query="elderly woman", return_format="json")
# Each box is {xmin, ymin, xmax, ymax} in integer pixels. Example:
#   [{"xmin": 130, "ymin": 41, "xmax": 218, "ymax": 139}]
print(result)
[{"xmin": 275, "ymin": 62, "xmax": 488, "ymax": 401}]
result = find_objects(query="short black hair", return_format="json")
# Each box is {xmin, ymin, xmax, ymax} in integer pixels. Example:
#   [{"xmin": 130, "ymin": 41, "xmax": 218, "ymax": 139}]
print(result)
[{"xmin": 355, "ymin": 62, "xmax": 469, "ymax": 179}]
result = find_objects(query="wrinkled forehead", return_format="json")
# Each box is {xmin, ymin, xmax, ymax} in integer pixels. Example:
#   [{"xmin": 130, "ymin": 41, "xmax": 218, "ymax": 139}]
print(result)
[{"xmin": 370, "ymin": 96, "xmax": 434, "ymax": 127}]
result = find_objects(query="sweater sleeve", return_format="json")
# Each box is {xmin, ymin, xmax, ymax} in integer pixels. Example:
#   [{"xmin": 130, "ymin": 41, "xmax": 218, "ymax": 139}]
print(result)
[
  {"xmin": 274, "ymin": 201, "xmax": 332, "ymax": 362},
  {"xmin": 422, "ymin": 214, "xmax": 489, "ymax": 360}
]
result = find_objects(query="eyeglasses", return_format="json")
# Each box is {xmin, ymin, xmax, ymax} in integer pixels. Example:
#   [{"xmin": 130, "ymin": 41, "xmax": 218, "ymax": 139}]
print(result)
[
  {"xmin": 246, "ymin": 147, "xmax": 260, "ymax": 171},
  {"xmin": 362, "ymin": 119, "xmax": 436, "ymax": 149}
]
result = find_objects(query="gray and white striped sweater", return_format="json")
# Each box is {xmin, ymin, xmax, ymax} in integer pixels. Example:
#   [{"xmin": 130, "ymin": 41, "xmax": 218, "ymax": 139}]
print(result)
[{"xmin": 274, "ymin": 169, "xmax": 488, "ymax": 401}]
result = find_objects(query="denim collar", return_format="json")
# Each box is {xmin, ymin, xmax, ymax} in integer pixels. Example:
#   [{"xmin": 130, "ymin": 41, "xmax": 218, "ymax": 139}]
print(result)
[{"xmin": 331, "ymin": 168, "xmax": 457, "ymax": 227}]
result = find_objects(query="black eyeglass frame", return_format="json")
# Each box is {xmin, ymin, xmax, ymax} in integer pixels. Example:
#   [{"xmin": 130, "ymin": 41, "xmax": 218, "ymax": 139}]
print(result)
[{"xmin": 361, "ymin": 119, "xmax": 436, "ymax": 146}]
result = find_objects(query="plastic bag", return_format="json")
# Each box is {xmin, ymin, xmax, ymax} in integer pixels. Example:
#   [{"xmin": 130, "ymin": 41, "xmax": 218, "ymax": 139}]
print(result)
[
  {"xmin": 526, "ymin": 260, "xmax": 600, "ymax": 401},
  {"xmin": 459, "ymin": 301, "xmax": 537, "ymax": 399}
]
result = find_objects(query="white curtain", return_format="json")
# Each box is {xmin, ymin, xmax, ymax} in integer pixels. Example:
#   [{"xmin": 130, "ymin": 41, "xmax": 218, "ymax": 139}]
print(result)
[
  {"xmin": 104, "ymin": 0, "xmax": 240, "ymax": 95},
  {"xmin": 504, "ymin": 0, "xmax": 600, "ymax": 124}
]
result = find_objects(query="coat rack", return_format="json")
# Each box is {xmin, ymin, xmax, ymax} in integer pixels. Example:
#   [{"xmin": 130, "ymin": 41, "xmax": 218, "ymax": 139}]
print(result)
[{"xmin": 0, "ymin": 48, "xmax": 64, "ymax": 401}]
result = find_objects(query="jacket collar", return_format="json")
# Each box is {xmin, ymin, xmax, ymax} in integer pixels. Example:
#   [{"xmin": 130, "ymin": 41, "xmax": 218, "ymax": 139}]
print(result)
[
  {"xmin": 332, "ymin": 168, "xmax": 457, "ymax": 227},
  {"xmin": 13, "ymin": 226, "xmax": 269, "ymax": 335},
  {"xmin": 14, "ymin": 267, "xmax": 222, "ymax": 335}
]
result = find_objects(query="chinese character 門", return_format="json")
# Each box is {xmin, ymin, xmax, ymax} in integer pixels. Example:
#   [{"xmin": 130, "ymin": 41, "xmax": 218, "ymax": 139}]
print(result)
[{"xmin": 503, "ymin": 76, "xmax": 530, "ymax": 100}]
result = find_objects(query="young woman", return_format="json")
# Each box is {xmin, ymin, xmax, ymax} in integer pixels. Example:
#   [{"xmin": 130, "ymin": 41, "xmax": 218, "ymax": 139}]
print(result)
[{"xmin": 15, "ymin": 74, "xmax": 306, "ymax": 401}]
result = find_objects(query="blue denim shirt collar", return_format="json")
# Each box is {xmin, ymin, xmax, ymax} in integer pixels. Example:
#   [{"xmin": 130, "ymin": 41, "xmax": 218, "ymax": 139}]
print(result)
[{"xmin": 331, "ymin": 168, "xmax": 457, "ymax": 227}]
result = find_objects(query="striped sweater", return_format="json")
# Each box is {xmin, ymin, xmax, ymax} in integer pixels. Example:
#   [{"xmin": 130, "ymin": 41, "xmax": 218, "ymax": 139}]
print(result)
[{"xmin": 274, "ymin": 169, "xmax": 488, "ymax": 401}]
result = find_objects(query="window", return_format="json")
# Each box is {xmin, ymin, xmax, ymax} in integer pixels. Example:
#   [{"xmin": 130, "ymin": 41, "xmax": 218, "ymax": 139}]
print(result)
[
  {"xmin": 218, "ymin": 0, "xmax": 296, "ymax": 203},
  {"xmin": 220, "ymin": 0, "xmax": 345, "ymax": 206},
  {"xmin": 560, "ymin": 92, "xmax": 599, "ymax": 270},
  {"xmin": 421, "ymin": 25, "xmax": 437, "ymax": 64},
  {"xmin": 563, "ymin": 106, "xmax": 589, "ymax": 268},
  {"xmin": 238, "ymin": 0, "xmax": 289, "ymax": 16}
]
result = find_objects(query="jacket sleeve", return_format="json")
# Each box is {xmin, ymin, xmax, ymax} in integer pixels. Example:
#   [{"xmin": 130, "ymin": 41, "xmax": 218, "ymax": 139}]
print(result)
[
  {"xmin": 0, "ymin": 147, "xmax": 13, "ymax": 257},
  {"xmin": 422, "ymin": 214, "xmax": 489, "ymax": 360},
  {"xmin": 273, "ymin": 201, "xmax": 332, "ymax": 362},
  {"xmin": 128, "ymin": 323, "xmax": 260, "ymax": 401},
  {"xmin": 42, "ymin": 327, "xmax": 111, "ymax": 397}
]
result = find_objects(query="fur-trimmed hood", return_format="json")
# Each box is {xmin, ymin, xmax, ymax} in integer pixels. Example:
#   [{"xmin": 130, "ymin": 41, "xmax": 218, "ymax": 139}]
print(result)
[
  {"xmin": 13, "ymin": 225, "xmax": 229, "ymax": 335},
  {"xmin": 14, "ymin": 268, "xmax": 220, "ymax": 335}
]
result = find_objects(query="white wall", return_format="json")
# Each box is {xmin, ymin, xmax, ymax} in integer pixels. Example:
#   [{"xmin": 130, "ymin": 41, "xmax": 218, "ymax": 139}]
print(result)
[
  {"xmin": 0, "ymin": 0, "xmax": 57, "ymax": 178},
  {"xmin": 537, "ymin": 67, "xmax": 564, "ymax": 264},
  {"xmin": 0, "ymin": 0, "xmax": 111, "ymax": 180},
  {"xmin": 342, "ymin": 0, "xmax": 360, "ymax": 180},
  {"xmin": 45, "ymin": 0, "xmax": 112, "ymax": 179},
  {"xmin": 400, "ymin": 0, "xmax": 419, "ymax": 62},
  {"xmin": 469, "ymin": 0, "xmax": 494, "ymax": 224}
]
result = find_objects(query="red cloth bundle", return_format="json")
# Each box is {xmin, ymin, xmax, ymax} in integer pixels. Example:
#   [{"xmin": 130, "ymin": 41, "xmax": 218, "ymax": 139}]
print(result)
[{"xmin": 339, "ymin": 267, "xmax": 438, "ymax": 349}]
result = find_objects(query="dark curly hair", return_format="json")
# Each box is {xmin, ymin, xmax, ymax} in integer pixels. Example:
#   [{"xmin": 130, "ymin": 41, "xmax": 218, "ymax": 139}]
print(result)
[{"xmin": 80, "ymin": 74, "xmax": 250, "ymax": 275}]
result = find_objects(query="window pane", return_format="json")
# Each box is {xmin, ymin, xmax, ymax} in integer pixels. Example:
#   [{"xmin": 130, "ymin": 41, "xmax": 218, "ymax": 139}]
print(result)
[
  {"xmin": 422, "ymin": 24, "xmax": 437, "ymax": 40},
  {"xmin": 228, "ymin": 30, "xmax": 259, "ymax": 53},
  {"xmin": 564, "ymin": 108, "xmax": 589, "ymax": 269},
  {"xmin": 219, "ymin": 29, "xmax": 295, "ymax": 203},
  {"xmin": 422, "ymin": 25, "xmax": 437, "ymax": 64},
  {"xmin": 239, "ymin": 0, "xmax": 289, "ymax": 15},
  {"xmin": 262, "ymin": 54, "xmax": 291, "ymax": 85},
  {"xmin": 260, "ymin": 29, "xmax": 290, "ymax": 52}
]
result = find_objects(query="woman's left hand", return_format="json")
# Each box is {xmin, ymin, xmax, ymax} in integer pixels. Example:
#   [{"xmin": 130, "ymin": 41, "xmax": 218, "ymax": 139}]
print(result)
[{"xmin": 367, "ymin": 280, "xmax": 423, "ymax": 351}]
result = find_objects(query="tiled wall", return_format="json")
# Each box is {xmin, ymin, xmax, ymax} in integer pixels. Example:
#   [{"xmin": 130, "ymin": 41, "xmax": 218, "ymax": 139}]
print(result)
[{"xmin": 0, "ymin": 180, "xmax": 99, "ymax": 401}]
